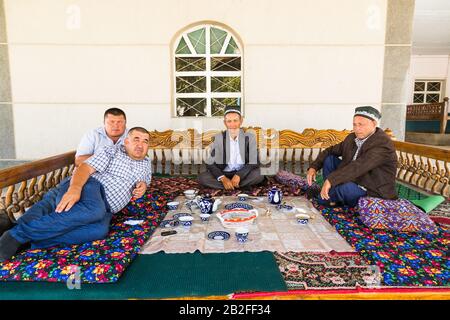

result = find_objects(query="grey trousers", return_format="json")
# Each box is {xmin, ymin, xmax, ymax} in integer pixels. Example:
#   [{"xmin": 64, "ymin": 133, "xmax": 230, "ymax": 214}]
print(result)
[{"xmin": 198, "ymin": 168, "xmax": 265, "ymax": 190}]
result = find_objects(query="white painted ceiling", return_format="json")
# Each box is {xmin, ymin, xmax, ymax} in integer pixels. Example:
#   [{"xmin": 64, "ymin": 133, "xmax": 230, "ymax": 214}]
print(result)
[{"xmin": 412, "ymin": 0, "xmax": 450, "ymax": 55}]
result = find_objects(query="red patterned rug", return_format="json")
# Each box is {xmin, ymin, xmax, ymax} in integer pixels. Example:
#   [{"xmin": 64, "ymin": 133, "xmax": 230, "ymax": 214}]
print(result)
[{"xmin": 274, "ymin": 251, "xmax": 381, "ymax": 290}]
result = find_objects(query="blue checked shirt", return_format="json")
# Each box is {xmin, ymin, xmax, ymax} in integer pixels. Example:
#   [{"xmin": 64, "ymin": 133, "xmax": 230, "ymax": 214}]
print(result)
[{"xmin": 85, "ymin": 145, "xmax": 152, "ymax": 213}]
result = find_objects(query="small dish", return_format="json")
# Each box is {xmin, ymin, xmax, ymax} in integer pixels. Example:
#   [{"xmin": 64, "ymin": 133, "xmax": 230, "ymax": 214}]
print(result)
[
  {"xmin": 160, "ymin": 219, "xmax": 179, "ymax": 228},
  {"xmin": 173, "ymin": 213, "xmax": 192, "ymax": 220},
  {"xmin": 199, "ymin": 213, "xmax": 210, "ymax": 222},
  {"xmin": 207, "ymin": 231, "xmax": 230, "ymax": 241},
  {"xmin": 276, "ymin": 204, "xmax": 295, "ymax": 213}
]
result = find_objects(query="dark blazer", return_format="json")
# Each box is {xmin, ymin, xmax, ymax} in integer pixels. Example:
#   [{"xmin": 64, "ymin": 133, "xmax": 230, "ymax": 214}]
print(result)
[
  {"xmin": 206, "ymin": 129, "xmax": 260, "ymax": 180},
  {"xmin": 309, "ymin": 128, "xmax": 398, "ymax": 199}
]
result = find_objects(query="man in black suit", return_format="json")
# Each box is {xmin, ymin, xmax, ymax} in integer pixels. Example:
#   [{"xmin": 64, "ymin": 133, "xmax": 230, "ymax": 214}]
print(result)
[{"xmin": 198, "ymin": 106, "xmax": 264, "ymax": 190}]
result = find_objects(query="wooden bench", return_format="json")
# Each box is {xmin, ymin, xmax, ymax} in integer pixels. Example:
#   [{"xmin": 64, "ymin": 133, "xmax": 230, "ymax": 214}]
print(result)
[
  {"xmin": 406, "ymin": 97, "xmax": 449, "ymax": 134},
  {"xmin": 0, "ymin": 127, "xmax": 449, "ymax": 300},
  {"xmin": 1, "ymin": 128, "xmax": 449, "ymax": 224}
]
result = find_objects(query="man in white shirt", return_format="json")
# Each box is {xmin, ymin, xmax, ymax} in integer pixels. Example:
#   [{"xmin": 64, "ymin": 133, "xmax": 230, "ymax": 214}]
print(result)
[
  {"xmin": 75, "ymin": 108, "xmax": 128, "ymax": 166},
  {"xmin": 198, "ymin": 106, "xmax": 264, "ymax": 190}
]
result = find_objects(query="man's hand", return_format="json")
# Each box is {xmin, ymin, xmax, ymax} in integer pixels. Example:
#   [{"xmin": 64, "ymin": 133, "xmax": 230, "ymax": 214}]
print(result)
[
  {"xmin": 231, "ymin": 175, "xmax": 241, "ymax": 188},
  {"xmin": 320, "ymin": 179, "xmax": 332, "ymax": 200},
  {"xmin": 56, "ymin": 186, "xmax": 82, "ymax": 213},
  {"xmin": 220, "ymin": 176, "xmax": 235, "ymax": 190},
  {"xmin": 307, "ymin": 168, "xmax": 317, "ymax": 186},
  {"xmin": 132, "ymin": 181, "xmax": 147, "ymax": 199}
]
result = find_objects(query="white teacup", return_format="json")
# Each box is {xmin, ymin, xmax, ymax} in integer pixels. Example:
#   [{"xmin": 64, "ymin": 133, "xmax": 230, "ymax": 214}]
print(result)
[
  {"xmin": 235, "ymin": 227, "xmax": 249, "ymax": 243},
  {"xmin": 184, "ymin": 189, "xmax": 197, "ymax": 200}
]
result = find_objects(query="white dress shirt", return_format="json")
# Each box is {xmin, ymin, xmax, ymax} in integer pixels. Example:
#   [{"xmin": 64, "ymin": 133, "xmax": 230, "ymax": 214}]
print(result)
[{"xmin": 217, "ymin": 133, "xmax": 245, "ymax": 181}]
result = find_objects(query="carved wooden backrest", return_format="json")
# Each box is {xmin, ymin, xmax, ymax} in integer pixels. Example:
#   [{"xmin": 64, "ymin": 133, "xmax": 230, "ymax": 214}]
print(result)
[
  {"xmin": 147, "ymin": 127, "xmax": 352, "ymax": 175},
  {"xmin": 1, "ymin": 127, "xmax": 448, "ymax": 223}
]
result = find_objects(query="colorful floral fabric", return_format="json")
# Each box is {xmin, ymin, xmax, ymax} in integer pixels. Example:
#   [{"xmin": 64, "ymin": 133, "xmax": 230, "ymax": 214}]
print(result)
[
  {"xmin": 316, "ymin": 203, "xmax": 450, "ymax": 287},
  {"xmin": 0, "ymin": 190, "xmax": 171, "ymax": 283},
  {"xmin": 0, "ymin": 176, "xmax": 300, "ymax": 284},
  {"xmin": 358, "ymin": 197, "xmax": 439, "ymax": 234}
]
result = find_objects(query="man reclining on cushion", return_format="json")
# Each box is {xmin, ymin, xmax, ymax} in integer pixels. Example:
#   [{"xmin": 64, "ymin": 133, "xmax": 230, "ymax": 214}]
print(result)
[
  {"xmin": 0, "ymin": 127, "xmax": 151, "ymax": 262},
  {"xmin": 306, "ymin": 106, "xmax": 398, "ymax": 207},
  {"xmin": 198, "ymin": 105, "xmax": 264, "ymax": 190}
]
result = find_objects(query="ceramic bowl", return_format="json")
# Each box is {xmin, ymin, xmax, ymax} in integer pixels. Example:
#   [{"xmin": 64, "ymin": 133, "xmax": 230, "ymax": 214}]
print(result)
[
  {"xmin": 178, "ymin": 215, "xmax": 194, "ymax": 227},
  {"xmin": 235, "ymin": 227, "xmax": 249, "ymax": 243},
  {"xmin": 167, "ymin": 201, "xmax": 180, "ymax": 210},
  {"xmin": 184, "ymin": 189, "xmax": 198, "ymax": 200},
  {"xmin": 295, "ymin": 213, "xmax": 310, "ymax": 225}
]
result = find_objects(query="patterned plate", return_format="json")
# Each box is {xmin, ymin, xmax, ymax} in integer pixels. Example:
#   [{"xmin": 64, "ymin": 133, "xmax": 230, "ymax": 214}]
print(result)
[
  {"xmin": 207, "ymin": 231, "xmax": 230, "ymax": 241},
  {"xmin": 160, "ymin": 219, "xmax": 179, "ymax": 228},
  {"xmin": 173, "ymin": 213, "xmax": 192, "ymax": 220},
  {"xmin": 224, "ymin": 202, "xmax": 254, "ymax": 210}
]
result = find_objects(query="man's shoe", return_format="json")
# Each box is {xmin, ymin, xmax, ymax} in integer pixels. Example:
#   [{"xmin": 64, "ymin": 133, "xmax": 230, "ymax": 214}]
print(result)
[
  {"xmin": 0, "ymin": 231, "xmax": 22, "ymax": 263},
  {"xmin": 316, "ymin": 196, "xmax": 331, "ymax": 206},
  {"xmin": 0, "ymin": 212, "xmax": 13, "ymax": 237}
]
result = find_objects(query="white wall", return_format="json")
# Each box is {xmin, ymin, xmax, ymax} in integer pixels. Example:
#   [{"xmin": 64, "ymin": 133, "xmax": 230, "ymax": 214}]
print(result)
[
  {"xmin": 5, "ymin": 0, "xmax": 388, "ymax": 159},
  {"xmin": 407, "ymin": 55, "xmax": 450, "ymax": 104}
]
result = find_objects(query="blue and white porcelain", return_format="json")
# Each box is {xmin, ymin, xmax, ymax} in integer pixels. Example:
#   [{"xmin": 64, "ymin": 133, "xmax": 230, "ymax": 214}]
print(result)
[
  {"xmin": 268, "ymin": 187, "xmax": 283, "ymax": 205},
  {"xmin": 160, "ymin": 219, "xmax": 179, "ymax": 228},
  {"xmin": 207, "ymin": 231, "xmax": 230, "ymax": 241},
  {"xmin": 235, "ymin": 227, "xmax": 249, "ymax": 243},
  {"xmin": 276, "ymin": 204, "xmax": 295, "ymax": 213},
  {"xmin": 295, "ymin": 213, "xmax": 310, "ymax": 225},
  {"xmin": 167, "ymin": 201, "xmax": 179, "ymax": 210},
  {"xmin": 238, "ymin": 194, "xmax": 248, "ymax": 201},
  {"xmin": 196, "ymin": 194, "xmax": 222, "ymax": 214},
  {"xmin": 224, "ymin": 202, "xmax": 254, "ymax": 210},
  {"xmin": 173, "ymin": 213, "xmax": 192, "ymax": 220},
  {"xmin": 199, "ymin": 214, "xmax": 210, "ymax": 222},
  {"xmin": 178, "ymin": 216, "xmax": 194, "ymax": 227}
]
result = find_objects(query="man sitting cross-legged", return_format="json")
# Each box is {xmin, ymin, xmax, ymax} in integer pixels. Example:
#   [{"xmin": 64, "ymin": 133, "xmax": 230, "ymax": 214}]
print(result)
[
  {"xmin": 0, "ymin": 127, "xmax": 152, "ymax": 262},
  {"xmin": 306, "ymin": 106, "xmax": 398, "ymax": 207},
  {"xmin": 198, "ymin": 105, "xmax": 264, "ymax": 190}
]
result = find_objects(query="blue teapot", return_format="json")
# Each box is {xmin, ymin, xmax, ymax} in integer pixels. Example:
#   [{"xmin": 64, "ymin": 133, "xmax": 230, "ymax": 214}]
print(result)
[
  {"xmin": 268, "ymin": 187, "xmax": 283, "ymax": 205},
  {"xmin": 196, "ymin": 194, "xmax": 222, "ymax": 215}
]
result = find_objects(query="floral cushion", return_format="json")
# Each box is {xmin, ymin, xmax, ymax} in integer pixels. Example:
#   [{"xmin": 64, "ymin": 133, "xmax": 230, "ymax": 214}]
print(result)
[{"xmin": 358, "ymin": 197, "xmax": 439, "ymax": 234}]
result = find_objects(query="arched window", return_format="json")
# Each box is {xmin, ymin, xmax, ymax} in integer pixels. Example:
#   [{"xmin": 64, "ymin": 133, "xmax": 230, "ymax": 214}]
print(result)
[{"xmin": 173, "ymin": 23, "xmax": 243, "ymax": 117}]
